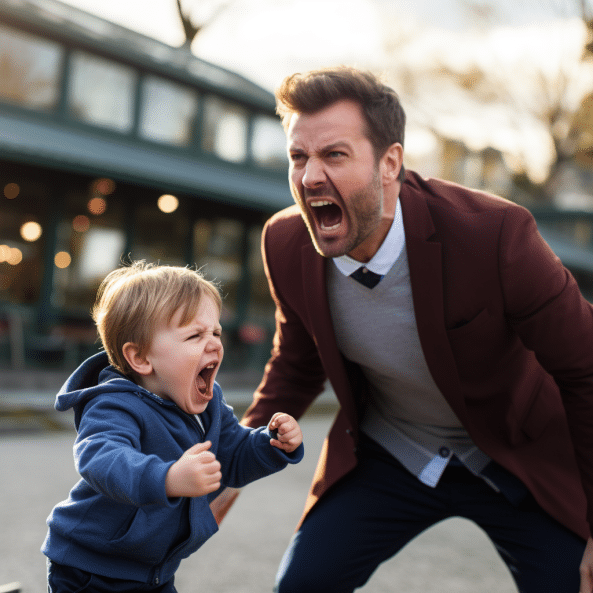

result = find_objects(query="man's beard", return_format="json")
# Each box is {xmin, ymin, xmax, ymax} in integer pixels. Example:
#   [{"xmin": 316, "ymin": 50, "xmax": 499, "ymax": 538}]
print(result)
[{"xmin": 299, "ymin": 170, "xmax": 383, "ymax": 259}]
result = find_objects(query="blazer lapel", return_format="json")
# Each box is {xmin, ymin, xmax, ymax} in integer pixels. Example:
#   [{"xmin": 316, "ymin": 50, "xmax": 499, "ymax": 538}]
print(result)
[{"xmin": 400, "ymin": 187, "xmax": 467, "ymax": 423}]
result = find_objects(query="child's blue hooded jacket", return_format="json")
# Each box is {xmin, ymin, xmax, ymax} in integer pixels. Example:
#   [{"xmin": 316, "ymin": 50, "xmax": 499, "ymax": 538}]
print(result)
[{"xmin": 42, "ymin": 352, "xmax": 303, "ymax": 586}]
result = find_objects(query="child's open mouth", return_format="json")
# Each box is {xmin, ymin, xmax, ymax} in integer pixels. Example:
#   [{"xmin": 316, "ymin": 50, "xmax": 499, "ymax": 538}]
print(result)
[{"xmin": 196, "ymin": 363, "xmax": 217, "ymax": 398}]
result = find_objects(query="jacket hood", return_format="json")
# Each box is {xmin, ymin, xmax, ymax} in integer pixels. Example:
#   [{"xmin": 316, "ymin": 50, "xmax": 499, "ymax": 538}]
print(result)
[{"xmin": 56, "ymin": 351, "xmax": 144, "ymax": 429}]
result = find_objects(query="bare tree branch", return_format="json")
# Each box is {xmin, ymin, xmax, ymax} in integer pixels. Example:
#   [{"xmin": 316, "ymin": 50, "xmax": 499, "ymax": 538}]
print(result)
[{"xmin": 175, "ymin": 0, "xmax": 235, "ymax": 47}]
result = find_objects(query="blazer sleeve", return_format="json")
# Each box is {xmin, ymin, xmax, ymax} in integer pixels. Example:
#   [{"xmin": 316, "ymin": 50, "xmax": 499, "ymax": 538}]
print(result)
[
  {"xmin": 500, "ymin": 206, "xmax": 593, "ymax": 522},
  {"xmin": 242, "ymin": 216, "xmax": 327, "ymax": 428}
]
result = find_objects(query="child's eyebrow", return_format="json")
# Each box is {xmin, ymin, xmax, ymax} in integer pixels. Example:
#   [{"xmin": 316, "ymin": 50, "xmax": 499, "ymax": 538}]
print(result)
[{"xmin": 183, "ymin": 323, "xmax": 222, "ymax": 332}]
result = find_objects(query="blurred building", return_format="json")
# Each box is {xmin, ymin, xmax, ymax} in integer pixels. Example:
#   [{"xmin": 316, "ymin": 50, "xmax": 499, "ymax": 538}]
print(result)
[
  {"xmin": 412, "ymin": 134, "xmax": 593, "ymax": 302},
  {"xmin": 0, "ymin": 0, "xmax": 292, "ymax": 379},
  {"xmin": 1, "ymin": 0, "xmax": 592, "ymax": 388}
]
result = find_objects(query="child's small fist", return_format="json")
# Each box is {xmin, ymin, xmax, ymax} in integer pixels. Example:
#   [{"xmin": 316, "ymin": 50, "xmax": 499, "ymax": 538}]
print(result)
[
  {"xmin": 268, "ymin": 413, "xmax": 303, "ymax": 453},
  {"xmin": 165, "ymin": 441, "xmax": 222, "ymax": 498}
]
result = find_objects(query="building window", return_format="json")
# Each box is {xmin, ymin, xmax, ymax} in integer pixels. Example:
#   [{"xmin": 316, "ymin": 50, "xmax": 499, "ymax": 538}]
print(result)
[
  {"xmin": 0, "ymin": 24, "xmax": 63, "ymax": 109},
  {"xmin": 192, "ymin": 218, "xmax": 244, "ymax": 324},
  {"xmin": 131, "ymin": 193, "xmax": 189, "ymax": 266},
  {"xmin": 252, "ymin": 115, "xmax": 288, "ymax": 169},
  {"xmin": 201, "ymin": 96, "xmax": 248, "ymax": 163},
  {"xmin": 139, "ymin": 76, "xmax": 199, "ymax": 146},
  {"xmin": 245, "ymin": 224, "xmax": 274, "ymax": 325},
  {"xmin": 0, "ymin": 176, "xmax": 49, "ymax": 304},
  {"xmin": 52, "ymin": 179, "xmax": 126, "ymax": 310},
  {"xmin": 68, "ymin": 51, "xmax": 136, "ymax": 132}
]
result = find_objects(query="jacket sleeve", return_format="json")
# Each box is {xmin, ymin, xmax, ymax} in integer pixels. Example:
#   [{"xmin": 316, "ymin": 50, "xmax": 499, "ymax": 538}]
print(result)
[
  {"xmin": 74, "ymin": 397, "xmax": 176, "ymax": 508},
  {"xmin": 242, "ymin": 217, "xmax": 328, "ymax": 429},
  {"xmin": 500, "ymin": 206, "xmax": 593, "ymax": 525},
  {"xmin": 214, "ymin": 395, "xmax": 303, "ymax": 490}
]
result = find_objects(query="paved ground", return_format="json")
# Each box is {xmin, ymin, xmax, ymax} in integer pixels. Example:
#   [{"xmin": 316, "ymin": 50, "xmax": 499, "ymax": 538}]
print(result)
[{"xmin": 0, "ymin": 404, "xmax": 519, "ymax": 593}]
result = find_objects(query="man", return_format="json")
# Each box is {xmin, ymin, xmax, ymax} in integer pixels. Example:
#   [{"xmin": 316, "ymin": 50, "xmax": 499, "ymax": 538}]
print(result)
[{"xmin": 213, "ymin": 67, "xmax": 593, "ymax": 592}]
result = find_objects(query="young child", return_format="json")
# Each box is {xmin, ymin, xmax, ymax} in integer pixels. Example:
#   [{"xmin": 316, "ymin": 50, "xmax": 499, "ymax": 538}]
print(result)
[{"xmin": 42, "ymin": 261, "xmax": 303, "ymax": 592}]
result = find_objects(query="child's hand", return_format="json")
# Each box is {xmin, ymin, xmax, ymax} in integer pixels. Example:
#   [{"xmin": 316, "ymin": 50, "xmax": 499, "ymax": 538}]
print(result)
[
  {"xmin": 268, "ymin": 413, "xmax": 303, "ymax": 453},
  {"xmin": 165, "ymin": 441, "xmax": 222, "ymax": 498}
]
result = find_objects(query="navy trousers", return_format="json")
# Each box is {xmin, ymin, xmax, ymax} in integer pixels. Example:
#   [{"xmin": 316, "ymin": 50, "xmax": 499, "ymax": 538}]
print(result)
[
  {"xmin": 275, "ymin": 435, "xmax": 585, "ymax": 593},
  {"xmin": 47, "ymin": 561, "xmax": 177, "ymax": 593}
]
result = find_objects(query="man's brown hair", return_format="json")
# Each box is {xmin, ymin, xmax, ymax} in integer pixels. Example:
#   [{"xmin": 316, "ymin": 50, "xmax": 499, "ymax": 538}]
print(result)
[
  {"xmin": 275, "ymin": 66, "xmax": 406, "ymax": 180},
  {"xmin": 92, "ymin": 261, "xmax": 222, "ymax": 376}
]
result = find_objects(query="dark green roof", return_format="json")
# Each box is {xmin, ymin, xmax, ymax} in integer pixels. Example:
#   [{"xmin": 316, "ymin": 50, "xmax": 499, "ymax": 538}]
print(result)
[
  {"xmin": 0, "ymin": 0, "xmax": 276, "ymax": 110},
  {"xmin": 1, "ymin": 109, "xmax": 292, "ymax": 210}
]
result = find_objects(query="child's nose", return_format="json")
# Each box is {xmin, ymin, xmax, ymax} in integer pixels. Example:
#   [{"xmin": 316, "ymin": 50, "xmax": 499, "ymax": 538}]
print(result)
[{"xmin": 207, "ymin": 336, "xmax": 222, "ymax": 351}]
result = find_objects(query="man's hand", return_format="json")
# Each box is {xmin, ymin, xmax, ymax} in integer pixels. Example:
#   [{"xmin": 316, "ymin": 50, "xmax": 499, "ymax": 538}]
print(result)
[
  {"xmin": 268, "ymin": 413, "xmax": 303, "ymax": 453},
  {"xmin": 580, "ymin": 537, "xmax": 593, "ymax": 592},
  {"xmin": 165, "ymin": 441, "xmax": 222, "ymax": 498},
  {"xmin": 209, "ymin": 487, "xmax": 241, "ymax": 525}
]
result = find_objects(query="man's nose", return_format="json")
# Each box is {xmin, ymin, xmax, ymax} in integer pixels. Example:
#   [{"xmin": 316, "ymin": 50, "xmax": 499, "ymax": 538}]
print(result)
[{"xmin": 302, "ymin": 157, "xmax": 325, "ymax": 187}]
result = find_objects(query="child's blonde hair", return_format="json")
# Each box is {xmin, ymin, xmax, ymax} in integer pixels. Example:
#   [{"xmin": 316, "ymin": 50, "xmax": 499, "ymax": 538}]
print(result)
[{"xmin": 92, "ymin": 261, "xmax": 222, "ymax": 376}]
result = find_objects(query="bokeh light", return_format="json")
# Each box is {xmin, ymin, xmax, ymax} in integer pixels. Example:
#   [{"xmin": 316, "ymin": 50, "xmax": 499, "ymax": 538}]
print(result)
[
  {"xmin": 4, "ymin": 183, "xmax": 19, "ymax": 199},
  {"xmin": 93, "ymin": 178, "xmax": 115, "ymax": 196},
  {"xmin": 0, "ymin": 245, "xmax": 23, "ymax": 265},
  {"xmin": 72, "ymin": 215, "xmax": 90, "ymax": 232},
  {"xmin": 87, "ymin": 197, "xmax": 107, "ymax": 215},
  {"xmin": 9, "ymin": 248, "xmax": 23, "ymax": 265},
  {"xmin": 157, "ymin": 194, "xmax": 179, "ymax": 213},
  {"xmin": 54, "ymin": 251, "xmax": 72, "ymax": 269},
  {"xmin": 20, "ymin": 221, "xmax": 42, "ymax": 242}
]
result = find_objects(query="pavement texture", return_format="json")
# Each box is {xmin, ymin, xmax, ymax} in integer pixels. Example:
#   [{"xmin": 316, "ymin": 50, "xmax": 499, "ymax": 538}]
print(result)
[{"xmin": 0, "ymin": 387, "xmax": 518, "ymax": 593}]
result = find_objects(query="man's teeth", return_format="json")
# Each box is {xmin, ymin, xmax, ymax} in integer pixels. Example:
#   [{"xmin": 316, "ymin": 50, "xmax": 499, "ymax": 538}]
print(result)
[{"xmin": 310, "ymin": 200, "xmax": 341, "ymax": 230}]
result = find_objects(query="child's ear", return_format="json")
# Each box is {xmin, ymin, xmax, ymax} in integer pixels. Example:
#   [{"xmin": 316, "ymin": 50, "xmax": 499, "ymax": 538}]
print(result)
[{"xmin": 122, "ymin": 342, "xmax": 152, "ymax": 376}]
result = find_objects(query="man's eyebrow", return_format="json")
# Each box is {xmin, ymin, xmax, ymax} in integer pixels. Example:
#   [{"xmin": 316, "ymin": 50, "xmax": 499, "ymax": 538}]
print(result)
[
  {"xmin": 288, "ymin": 145, "xmax": 306, "ymax": 153},
  {"xmin": 323, "ymin": 141, "xmax": 350, "ymax": 152},
  {"xmin": 288, "ymin": 141, "xmax": 351, "ymax": 153}
]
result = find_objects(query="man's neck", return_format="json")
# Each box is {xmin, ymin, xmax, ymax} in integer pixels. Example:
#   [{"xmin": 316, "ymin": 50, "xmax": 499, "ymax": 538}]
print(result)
[{"xmin": 333, "ymin": 199, "xmax": 405, "ymax": 277}]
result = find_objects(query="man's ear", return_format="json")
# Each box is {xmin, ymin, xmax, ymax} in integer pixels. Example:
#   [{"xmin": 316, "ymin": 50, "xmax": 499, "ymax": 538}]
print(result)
[
  {"xmin": 122, "ymin": 342, "xmax": 152, "ymax": 376},
  {"xmin": 380, "ymin": 142, "xmax": 404, "ymax": 186}
]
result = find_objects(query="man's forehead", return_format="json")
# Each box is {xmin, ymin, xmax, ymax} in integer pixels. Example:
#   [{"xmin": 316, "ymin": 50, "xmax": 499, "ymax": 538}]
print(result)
[{"xmin": 287, "ymin": 101, "xmax": 367, "ymax": 147}]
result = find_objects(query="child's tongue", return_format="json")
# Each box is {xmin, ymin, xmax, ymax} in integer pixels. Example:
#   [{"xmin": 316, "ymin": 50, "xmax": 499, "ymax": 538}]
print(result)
[{"xmin": 196, "ymin": 374, "xmax": 207, "ymax": 396}]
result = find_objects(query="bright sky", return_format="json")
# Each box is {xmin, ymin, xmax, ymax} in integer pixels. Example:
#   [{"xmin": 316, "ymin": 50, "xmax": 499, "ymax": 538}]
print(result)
[
  {"xmin": 56, "ymin": 0, "xmax": 590, "ymax": 84},
  {"xmin": 56, "ymin": 0, "xmax": 593, "ymax": 182},
  {"xmin": 58, "ymin": 0, "xmax": 384, "ymax": 90}
]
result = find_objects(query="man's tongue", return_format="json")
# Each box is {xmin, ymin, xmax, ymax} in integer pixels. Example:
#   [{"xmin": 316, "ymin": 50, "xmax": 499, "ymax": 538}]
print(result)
[{"xmin": 317, "ymin": 204, "xmax": 342, "ymax": 230}]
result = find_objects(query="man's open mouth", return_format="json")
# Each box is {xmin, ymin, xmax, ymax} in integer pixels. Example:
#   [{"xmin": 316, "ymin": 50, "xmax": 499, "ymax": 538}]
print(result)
[
  {"xmin": 196, "ymin": 363, "xmax": 217, "ymax": 397},
  {"xmin": 310, "ymin": 200, "xmax": 343, "ymax": 231}
]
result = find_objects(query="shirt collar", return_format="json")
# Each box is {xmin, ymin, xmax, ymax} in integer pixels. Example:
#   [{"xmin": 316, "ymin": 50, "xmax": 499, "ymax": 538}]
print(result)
[{"xmin": 332, "ymin": 198, "xmax": 405, "ymax": 277}]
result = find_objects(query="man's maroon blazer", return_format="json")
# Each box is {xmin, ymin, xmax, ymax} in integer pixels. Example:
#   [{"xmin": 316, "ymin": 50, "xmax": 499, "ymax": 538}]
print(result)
[{"xmin": 242, "ymin": 170, "xmax": 593, "ymax": 540}]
